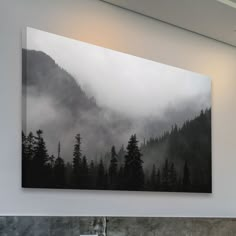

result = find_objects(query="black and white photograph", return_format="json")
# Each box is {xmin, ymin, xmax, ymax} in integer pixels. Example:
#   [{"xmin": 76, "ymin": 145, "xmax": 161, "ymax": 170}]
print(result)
[{"xmin": 22, "ymin": 27, "xmax": 211, "ymax": 193}]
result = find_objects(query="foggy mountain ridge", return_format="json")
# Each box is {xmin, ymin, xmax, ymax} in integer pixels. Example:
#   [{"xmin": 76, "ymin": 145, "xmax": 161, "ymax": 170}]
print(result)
[
  {"xmin": 141, "ymin": 108, "xmax": 211, "ymax": 179},
  {"xmin": 22, "ymin": 49, "xmax": 98, "ymax": 113},
  {"xmin": 23, "ymin": 49, "xmax": 210, "ymax": 171},
  {"xmin": 23, "ymin": 49, "xmax": 134, "ymax": 160}
]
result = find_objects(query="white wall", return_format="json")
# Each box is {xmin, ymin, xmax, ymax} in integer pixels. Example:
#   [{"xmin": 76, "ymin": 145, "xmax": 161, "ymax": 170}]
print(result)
[{"xmin": 0, "ymin": 0, "xmax": 236, "ymax": 217}]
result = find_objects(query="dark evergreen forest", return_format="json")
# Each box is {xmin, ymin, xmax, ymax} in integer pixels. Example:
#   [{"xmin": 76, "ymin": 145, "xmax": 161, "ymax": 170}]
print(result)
[{"xmin": 22, "ymin": 108, "xmax": 211, "ymax": 193}]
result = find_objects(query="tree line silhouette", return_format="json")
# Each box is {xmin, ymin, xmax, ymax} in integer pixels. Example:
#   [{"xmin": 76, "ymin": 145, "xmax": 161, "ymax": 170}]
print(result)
[{"xmin": 22, "ymin": 109, "xmax": 211, "ymax": 192}]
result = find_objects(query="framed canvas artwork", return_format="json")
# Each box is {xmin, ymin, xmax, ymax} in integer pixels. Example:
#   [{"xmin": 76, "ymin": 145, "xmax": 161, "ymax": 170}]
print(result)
[{"xmin": 22, "ymin": 27, "xmax": 211, "ymax": 193}]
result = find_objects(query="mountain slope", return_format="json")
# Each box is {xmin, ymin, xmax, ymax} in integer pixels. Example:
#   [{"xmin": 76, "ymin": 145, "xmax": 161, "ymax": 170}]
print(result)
[
  {"xmin": 22, "ymin": 49, "xmax": 132, "ymax": 159},
  {"xmin": 22, "ymin": 49, "xmax": 98, "ymax": 114},
  {"xmin": 141, "ymin": 109, "xmax": 211, "ymax": 191}
]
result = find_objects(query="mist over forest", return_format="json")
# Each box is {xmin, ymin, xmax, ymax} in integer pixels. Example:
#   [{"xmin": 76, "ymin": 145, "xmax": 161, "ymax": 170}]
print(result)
[
  {"xmin": 23, "ymin": 49, "xmax": 209, "ymax": 164},
  {"xmin": 22, "ymin": 48, "xmax": 211, "ymax": 192}
]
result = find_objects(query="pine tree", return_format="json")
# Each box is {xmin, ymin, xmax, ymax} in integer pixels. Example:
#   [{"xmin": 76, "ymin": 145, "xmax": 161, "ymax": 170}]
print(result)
[
  {"xmin": 22, "ymin": 132, "xmax": 30, "ymax": 186},
  {"xmin": 89, "ymin": 160, "xmax": 96, "ymax": 188},
  {"xmin": 80, "ymin": 155, "xmax": 89, "ymax": 188},
  {"xmin": 48, "ymin": 155, "xmax": 55, "ymax": 167},
  {"xmin": 26, "ymin": 132, "xmax": 35, "ymax": 161},
  {"xmin": 156, "ymin": 168, "xmax": 161, "ymax": 190},
  {"xmin": 117, "ymin": 145, "xmax": 125, "ymax": 167},
  {"xmin": 150, "ymin": 164, "xmax": 156, "ymax": 190},
  {"xmin": 32, "ymin": 130, "xmax": 49, "ymax": 187},
  {"xmin": 117, "ymin": 165, "xmax": 124, "ymax": 190},
  {"xmin": 109, "ymin": 146, "xmax": 118, "ymax": 189},
  {"xmin": 47, "ymin": 154, "xmax": 55, "ymax": 187},
  {"xmin": 34, "ymin": 130, "xmax": 48, "ymax": 165},
  {"xmin": 22, "ymin": 132, "xmax": 27, "ymax": 159},
  {"xmin": 124, "ymin": 134, "xmax": 144, "ymax": 190},
  {"xmin": 65, "ymin": 162, "xmax": 73, "ymax": 188},
  {"xmin": 169, "ymin": 162, "xmax": 177, "ymax": 191},
  {"xmin": 25, "ymin": 132, "xmax": 36, "ymax": 186},
  {"xmin": 183, "ymin": 160, "xmax": 191, "ymax": 191},
  {"xmin": 96, "ymin": 159, "xmax": 106, "ymax": 189},
  {"xmin": 72, "ymin": 133, "xmax": 82, "ymax": 187},
  {"xmin": 162, "ymin": 159, "xmax": 169, "ymax": 191},
  {"xmin": 54, "ymin": 156, "xmax": 65, "ymax": 187}
]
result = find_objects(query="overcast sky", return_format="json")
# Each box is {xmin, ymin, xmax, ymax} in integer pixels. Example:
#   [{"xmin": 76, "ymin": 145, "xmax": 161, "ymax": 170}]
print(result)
[{"xmin": 26, "ymin": 27, "xmax": 211, "ymax": 120}]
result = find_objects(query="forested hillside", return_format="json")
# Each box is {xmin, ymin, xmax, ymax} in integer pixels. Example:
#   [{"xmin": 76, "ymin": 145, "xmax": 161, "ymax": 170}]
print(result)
[
  {"xmin": 22, "ymin": 109, "xmax": 211, "ymax": 192},
  {"xmin": 22, "ymin": 49, "xmax": 211, "ymax": 193}
]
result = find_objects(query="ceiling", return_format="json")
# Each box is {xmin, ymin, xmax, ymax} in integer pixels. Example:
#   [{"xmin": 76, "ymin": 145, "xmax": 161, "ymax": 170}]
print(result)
[{"xmin": 102, "ymin": 0, "xmax": 236, "ymax": 47}]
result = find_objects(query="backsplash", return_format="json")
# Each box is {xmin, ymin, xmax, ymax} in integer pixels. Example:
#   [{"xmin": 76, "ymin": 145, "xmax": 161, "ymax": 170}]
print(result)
[{"xmin": 0, "ymin": 216, "xmax": 236, "ymax": 236}]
